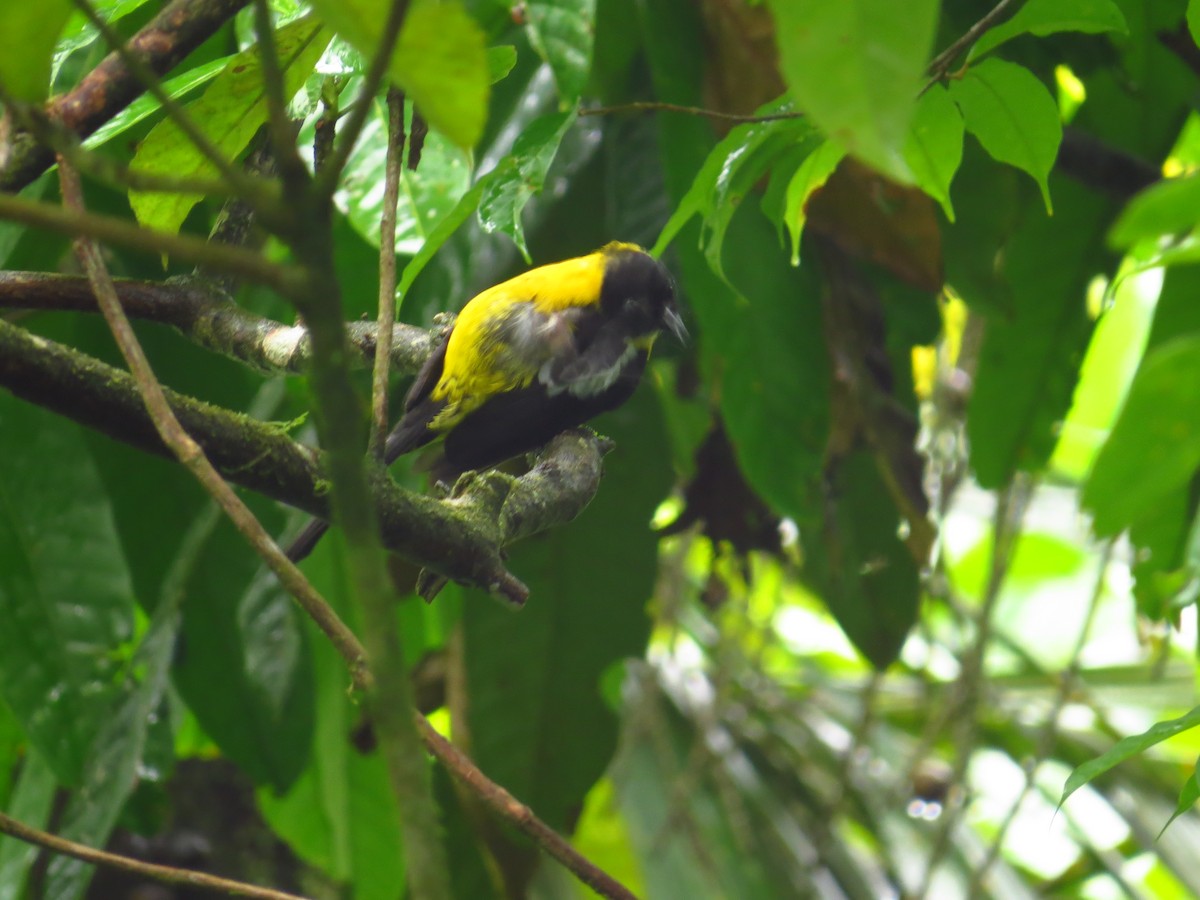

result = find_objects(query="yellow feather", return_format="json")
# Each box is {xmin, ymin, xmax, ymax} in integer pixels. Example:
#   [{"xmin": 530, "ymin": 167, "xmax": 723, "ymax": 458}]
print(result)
[{"xmin": 430, "ymin": 243, "xmax": 647, "ymax": 426}]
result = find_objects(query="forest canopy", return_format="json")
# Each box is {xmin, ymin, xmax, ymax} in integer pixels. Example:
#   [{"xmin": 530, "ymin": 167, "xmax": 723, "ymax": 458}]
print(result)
[{"xmin": 3, "ymin": 0, "xmax": 1200, "ymax": 898}]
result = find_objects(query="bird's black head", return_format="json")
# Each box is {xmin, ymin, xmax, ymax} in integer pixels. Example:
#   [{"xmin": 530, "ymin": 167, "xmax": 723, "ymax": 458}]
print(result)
[{"xmin": 599, "ymin": 244, "xmax": 686, "ymax": 344}]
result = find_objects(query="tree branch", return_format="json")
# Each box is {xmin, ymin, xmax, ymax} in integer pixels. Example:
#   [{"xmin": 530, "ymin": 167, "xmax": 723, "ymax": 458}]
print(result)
[
  {"xmin": 0, "ymin": 0, "xmax": 250, "ymax": 193},
  {"xmin": 0, "ymin": 271, "xmax": 435, "ymax": 375},
  {"xmin": 0, "ymin": 812, "xmax": 306, "ymax": 900}
]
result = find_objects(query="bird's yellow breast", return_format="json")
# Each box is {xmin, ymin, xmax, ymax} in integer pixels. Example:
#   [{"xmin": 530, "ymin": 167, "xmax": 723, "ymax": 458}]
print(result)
[{"xmin": 430, "ymin": 247, "xmax": 638, "ymax": 424}]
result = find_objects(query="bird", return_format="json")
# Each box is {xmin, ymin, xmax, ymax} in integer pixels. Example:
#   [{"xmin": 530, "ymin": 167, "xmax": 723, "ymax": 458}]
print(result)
[{"xmin": 285, "ymin": 241, "xmax": 684, "ymax": 562}]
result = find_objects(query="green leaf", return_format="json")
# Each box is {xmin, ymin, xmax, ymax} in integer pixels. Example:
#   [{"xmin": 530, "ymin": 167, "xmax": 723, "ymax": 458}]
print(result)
[
  {"xmin": 972, "ymin": 0, "xmax": 1128, "ymax": 58},
  {"xmin": 653, "ymin": 101, "xmax": 812, "ymax": 277},
  {"xmin": 0, "ymin": 0, "xmax": 73, "ymax": 101},
  {"xmin": 463, "ymin": 386, "xmax": 669, "ymax": 833},
  {"xmin": 949, "ymin": 58, "xmax": 1062, "ymax": 212},
  {"xmin": 765, "ymin": 0, "xmax": 940, "ymax": 182},
  {"xmin": 968, "ymin": 177, "xmax": 1108, "ymax": 488},
  {"xmin": 478, "ymin": 110, "xmax": 575, "ymax": 261},
  {"xmin": 396, "ymin": 181, "xmax": 486, "ymax": 301},
  {"xmin": 525, "ymin": 0, "xmax": 596, "ymax": 103},
  {"xmin": 783, "ymin": 140, "xmax": 846, "ymax": 264},
  {"xmin": 903, "ymin": 84, "xmax": 965, "ymax": 221},
  {"xmin": 1062, "ymin": 705, "xmax": 1200, "ymax": 804},
  {"xmin": 487, "ymin": 45, "xmax": 518, "ymax": 84},
  {"xmin": 44, "ymin": 580, "xmax": 182, "ymax": 900},
  {"xmin": 391, "ymin": 0, "xmax": 489, "ymax": 148},
  {"xmin": 1084, "ymin": 335, "xmax": 1200, "ymax": 536},
  {"xmin": 1191, "ymin": 0, "xmax": 1200, "ymax": 47},
  {"xmin": 129, "ymin": 17, "xmax": 330, "ymax": 235},
  {"xmin": 0, "ymin": 401, "xmax": 134, "ymax": 784},
  {"xmin": 258, "ymin": 626, "xmax": 403, "ymax": 900},
  {"xmin": 0, "ymin": 751, "xmax": 56, "ymax": 900},
  {"xmin": 719, "ymin": 212, "xmax": 829, "ymax": 530},
  {"xmin": 803, "ymin": 451, "xmax": 921, "ymax": 669},
  {"xmin": 84, "ymin": 55, "xmax": 232, "ymax": 150},
  {"xmin": 339, "ymin": 106, "xmax": 472, "ymax": 255},
  {"xmin": 1160, "ymin": 758, "xmax": 1200, "ymax": 837},
  {"xmin": 173, "ymin": 519, "xmax": 315, "ymax": 792},
  {"xmin": 1109, "ymin": 173, "xmax": 1200, "ymax": 247},
  {"xmin": 308, "ymin": 0, "xmax": 489, "ymax": 148}
]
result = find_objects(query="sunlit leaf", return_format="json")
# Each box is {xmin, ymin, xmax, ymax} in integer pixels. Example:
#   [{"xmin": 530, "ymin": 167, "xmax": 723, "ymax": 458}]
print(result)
[
  {"xmin": 903, "ymin": 84, "xmax": 965, "ymax": 221},
  {"xmin": 949, "ymin": 58, "xmax": 1062, "ymax": 212},
  {"xmin": 1062, "ymin": 706, "xmax": 1200, "ymax": 804},
  {"xmin": 0, "ymin": 0, "xmax": 73, "ymax": 101},
  {"xmin": 766, "ymin": 0, "xmax": 939, "ymax": 182},
  {"xmin": 1084, "ymin": 335, "xmax": 1200, "ymax": 536},
  {"xmin": 129, "ymin": 17, "xmax": 330, "ymax": 235},
  {"xmin": 525, "ymin": 0, "xmax": 595, "ymax": 103},
  {"xmin": 1110, "ymin": 174, "xmax": 1200, "ymax": 247},
  {"xmin": 784, "ymin": 141, "xmax": 846, "ymax": 264},
  {"xmin": 307, "ymin": 0, "xmax": 488, "ymax": 148}
]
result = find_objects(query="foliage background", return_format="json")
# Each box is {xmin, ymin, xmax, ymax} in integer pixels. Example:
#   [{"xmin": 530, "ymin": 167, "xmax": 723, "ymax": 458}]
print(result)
[{"xmin": 3, "ymin": 0, "xmax": 1200, "ymax": 897}]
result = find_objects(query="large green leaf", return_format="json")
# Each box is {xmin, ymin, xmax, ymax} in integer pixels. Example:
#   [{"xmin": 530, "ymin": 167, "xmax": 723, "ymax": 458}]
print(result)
[
  {"xmin": 338, "ymin": 103, "xmax": 472, "ymax": 255},
  {"xmin": 0, "ymin": 750, "xmax": 56, "ymax": 900},
  {"xmin": 0, "ymin": 401, "xmax": 133, "ymax": 784},
  {"xmin": 766, "ymin": 0, "xmax": 939, "ymax": 182},
  {"xmin": 971, "ymin": 0, "xmax": 1128, "ymax": 58},
  {"xmin": 477, "ymin": 110, "xmax": 576, "ymax": 261},
  {"xmin": 463, "ymin": 385, "xmax": 670, "ymax": 834},
  {"xmin": 172, "ymin": 514, "xmax": 315, "ymax": 792},
  {"xmin": 307, "ymin": 0, "xmax": 488, "ymax": 148},
  {"xmin": 802, "ymin": 451, "xmax": 920, "ymax": 669},
  {"xmin": 949, "ymin": 58, "xmax": 1062, "ymax": 212},
  {"xmin": 653, "ymin": 99, "xmax": 813, "ymax": 279},
  {"xmin": 258, "ymin": 621, "xmax": 403, "ymax": 900},
  {"xmin": 45, "ymin": 576, "xmax": 182, "ymax": 900},
  {"xmin": 0, "ymin": 0, "xmax": 73, "ymax": 101},
  {"xmin": 967, "ymin": 177, "xmax": 1109, "ymax": 488},
  {"xmin": 129, "ymin": 17, "xmax": 330, "ymax": 235},
  {"xmin": 1109, "ymin": 173, "xmax": 1200, "ymax": 248},
  {"xmin": 1084, "ymin": 335, "xmax": 1200, "ymax": 536},
  {"xmin": 525, "ymin": 0, "xmax": 596, "ymax": 104}
]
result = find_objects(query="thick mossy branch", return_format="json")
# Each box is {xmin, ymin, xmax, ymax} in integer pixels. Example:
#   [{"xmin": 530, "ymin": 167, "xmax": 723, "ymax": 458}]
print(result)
[
  {"xmin": 0, "ymin": 318, "xmax": 607, "ymax": 601},
  {"xmin": 0, "ymin": 271, "xmax": 435, "ymax": 375}
]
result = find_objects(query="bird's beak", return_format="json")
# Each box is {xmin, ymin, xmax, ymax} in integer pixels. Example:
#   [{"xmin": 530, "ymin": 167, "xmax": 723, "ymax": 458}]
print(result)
[{"xmin": 663, "ymin": 305, "xmax": 688, "ymax": 343}]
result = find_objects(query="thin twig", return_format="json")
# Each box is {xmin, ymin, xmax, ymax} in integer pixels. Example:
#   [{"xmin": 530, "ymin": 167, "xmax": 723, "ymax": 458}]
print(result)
[
  {"xmin": 579, "ymin": 101, "xmax": 802, "ymax": 124},
  {"xmin": 315, "ymin": 0, "xmax": 410, "ymax": 194},
  {"xmin": 250, "ymin": 0, "xmax": 309, "ymax": 192},
  {"xmin": 56, "ymin": 154, "xmax": 371, "ymax": 697},
  {"xmin": 0, "ymin": 192, "xmax": 298, "ymax": 294},
  {"xmin": 967, "ymin": 540, "xmax": 1113, "ymax": 894},
  {"xmin": 924, "ymin": 0, "xmax": 1026, "ymax": 88},
  {"xmin": 371, "ymin": 88, "xmax": 405, "ymax": 459},
  {"xmin": 415, "ymin": 718, "xmax": 638, "ymax": 900},
  {"xmin": 913, "ymin": 477, "xmax": 1034, "ymax": 899},
  {"xmin": 0, "ymin": 811, "xmax": 306, "ymax": 900}
]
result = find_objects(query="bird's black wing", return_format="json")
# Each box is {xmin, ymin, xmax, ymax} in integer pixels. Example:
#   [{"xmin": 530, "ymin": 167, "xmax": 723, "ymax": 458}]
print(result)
[{"xmin": 384, "ymin": 335, "xmax": 450, "ymax": 465}]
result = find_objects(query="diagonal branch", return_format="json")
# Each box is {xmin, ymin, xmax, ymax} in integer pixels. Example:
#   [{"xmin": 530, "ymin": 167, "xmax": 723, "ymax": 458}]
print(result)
[{"xmin": 1, "ymin": 0, "xmax": 250, "ymax": 193}]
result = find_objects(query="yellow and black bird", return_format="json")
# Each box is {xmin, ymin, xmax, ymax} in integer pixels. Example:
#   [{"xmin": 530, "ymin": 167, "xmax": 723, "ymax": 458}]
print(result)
[{"xmin": 286, "ymin": 241, "xmax": 683, "ymax": 562}]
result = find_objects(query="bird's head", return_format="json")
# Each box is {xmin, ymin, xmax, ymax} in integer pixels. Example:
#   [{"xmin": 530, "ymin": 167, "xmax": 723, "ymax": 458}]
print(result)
[{"xmin": 599, "ymin": 243, "xmax": 687, "ymax": 346}]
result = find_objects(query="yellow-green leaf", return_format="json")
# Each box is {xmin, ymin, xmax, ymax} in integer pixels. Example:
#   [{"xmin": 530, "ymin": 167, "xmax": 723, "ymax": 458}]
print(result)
[{"xmin": 129, "ymin": 17, "xmax": 329, "ymax": 236}]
